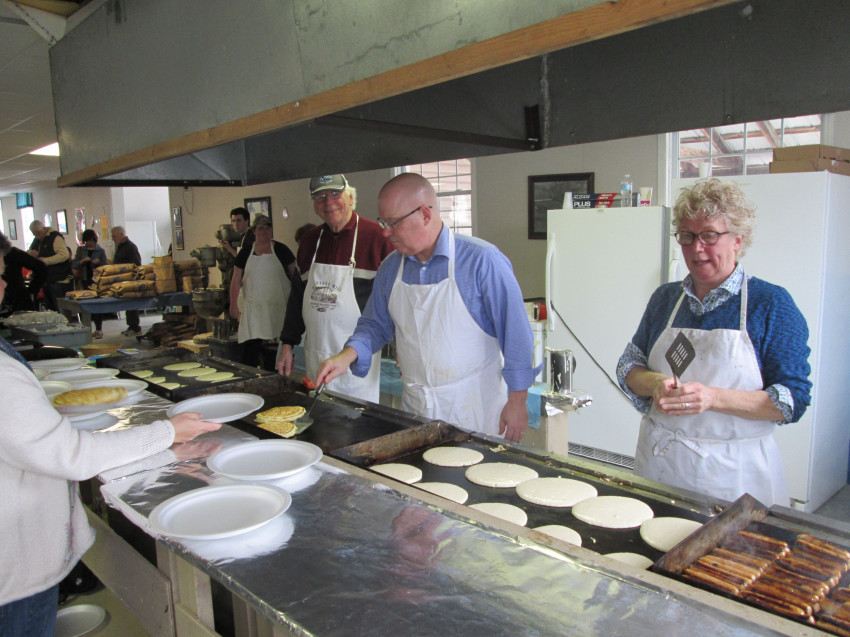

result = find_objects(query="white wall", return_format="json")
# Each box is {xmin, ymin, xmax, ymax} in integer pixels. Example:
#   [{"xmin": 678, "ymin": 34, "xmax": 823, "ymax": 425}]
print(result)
[{"xmin": 166, "ymin": 167, "xmax": 394, "ymax": 287}]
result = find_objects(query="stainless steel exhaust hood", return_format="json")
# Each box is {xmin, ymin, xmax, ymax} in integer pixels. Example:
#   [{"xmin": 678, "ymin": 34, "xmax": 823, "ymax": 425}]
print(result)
[{"xmin": 51, "ymin": 0, "xmax": 850, "ymax": 189}]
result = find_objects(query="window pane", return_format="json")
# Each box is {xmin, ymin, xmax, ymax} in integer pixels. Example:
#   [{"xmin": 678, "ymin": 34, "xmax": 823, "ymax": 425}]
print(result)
[
  {"xmin": 745, "ymin": 151, "xmax": 773, "ymax": 175},
  {"xmin": 395, "ymin": 160, "xmax": 472, "ymax": 234},
  {"xmin": 677, "ymin": 116, "xmax": 822, "ymax": 181}
]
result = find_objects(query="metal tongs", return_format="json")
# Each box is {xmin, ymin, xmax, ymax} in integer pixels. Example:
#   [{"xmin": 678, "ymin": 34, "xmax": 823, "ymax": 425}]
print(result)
[{"xmin": 294, "ymin": 381, "xmax": 325, "ymax": 433}]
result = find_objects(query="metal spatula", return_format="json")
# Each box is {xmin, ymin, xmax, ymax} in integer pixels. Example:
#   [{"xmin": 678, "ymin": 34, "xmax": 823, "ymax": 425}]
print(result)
[
  {"xmin": 294, "ymin": 382, "xmax": 325, "ymax": 433},
  {"xmin": 664, "ymin": 333, "xmax": 695, "ymax": 388}
]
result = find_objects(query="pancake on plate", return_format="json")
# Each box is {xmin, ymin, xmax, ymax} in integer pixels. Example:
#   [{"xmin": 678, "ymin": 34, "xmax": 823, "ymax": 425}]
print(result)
[{"xmin": 52, "ymin": 386, "xmax": 127, "ymax": 406}]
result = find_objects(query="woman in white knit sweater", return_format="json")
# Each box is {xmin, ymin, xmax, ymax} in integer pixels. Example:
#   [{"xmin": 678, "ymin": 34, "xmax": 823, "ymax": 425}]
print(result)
[{"xmin": 0, "ymin": 233, "xmax": 221, "ymax": 636}]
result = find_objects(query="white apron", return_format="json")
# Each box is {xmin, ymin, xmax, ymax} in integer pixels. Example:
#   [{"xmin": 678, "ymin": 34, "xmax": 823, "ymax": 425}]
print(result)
[
  {"xmin": 303, "ymin": 217, "xmax": 381, "ymax": 402},
  {"xmin": 634, "ymin": 278, "xmax": 788, "ymax": 506},
  {"xmin": 237, "ymin": 246, "xmax": 291, "ymax": 343},
  {"xmin": 388, "ymin": 231, "xmax": 507, "ymax": 436}
]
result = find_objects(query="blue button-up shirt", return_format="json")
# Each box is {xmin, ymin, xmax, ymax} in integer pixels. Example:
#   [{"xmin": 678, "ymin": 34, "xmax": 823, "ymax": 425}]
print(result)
[{"xmin": 346, "ymin": 226, "xmax": 538, "ymax": 391}]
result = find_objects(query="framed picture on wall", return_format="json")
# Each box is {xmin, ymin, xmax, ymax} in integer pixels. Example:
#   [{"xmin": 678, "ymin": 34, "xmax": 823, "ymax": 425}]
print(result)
[
  {"xmin": 56, "ymin": 209, "xmax": 68, "ymax": 234},
  {"xmin": 172, "ymin": 206, "xmax": 182, "ymax": 228},
  {"xmin": 175, "ymin": 229, "xmax": 185, "ymax": 251},
  {"xmin": 527, "ymin": 172, "xmax": 594, "ymax": 240},
  {"xmin": 244, "ymin": 196, "xmax": 271, "ymax": 218},
  {"xmin": 8, "ymin": 219, "xmax": 17, "ymax": 240},
  {"xmin": 44, "ymin": 212, "xmax": 54, "ymax": 229}
]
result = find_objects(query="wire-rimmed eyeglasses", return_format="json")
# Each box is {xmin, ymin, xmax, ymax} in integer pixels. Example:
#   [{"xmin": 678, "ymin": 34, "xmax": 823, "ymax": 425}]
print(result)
[
  {"xmin": 377, "ymin": 205, "xmax": 431, "ymax": 230},
  {"xmin": 311, "ymin": 190, "xmax": 344, "ymax": 203},
  {"xmin": 674, "ymin": 230, "xmax": 730, "ymax": 246}
]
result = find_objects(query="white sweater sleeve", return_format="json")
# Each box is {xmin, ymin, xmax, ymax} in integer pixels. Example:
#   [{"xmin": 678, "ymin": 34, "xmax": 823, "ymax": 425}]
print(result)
[{"xmin": 0, "ymin": 356, "xmax": 175, "ymax": 481}]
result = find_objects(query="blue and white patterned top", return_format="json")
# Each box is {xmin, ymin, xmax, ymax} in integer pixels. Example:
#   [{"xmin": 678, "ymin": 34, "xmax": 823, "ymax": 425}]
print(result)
[{"xmin": 616, "ymin": 264, "xmax": 812, "ymax": 423}]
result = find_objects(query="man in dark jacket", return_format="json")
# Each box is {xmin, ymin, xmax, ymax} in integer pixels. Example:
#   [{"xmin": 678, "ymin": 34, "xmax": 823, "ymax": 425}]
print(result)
[
  {"xmin": 110, "ymin": 226, "xmax": 143, "ymax": 335},
  {"xmin": 27, "ymin": 220, "xmax": 71, "ymax": 310}
]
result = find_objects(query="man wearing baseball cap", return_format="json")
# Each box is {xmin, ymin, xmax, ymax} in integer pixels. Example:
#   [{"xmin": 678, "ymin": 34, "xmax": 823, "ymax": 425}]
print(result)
[{"xmin": 277, "ymin": 175, "xmax": 393, "ymax": 402}]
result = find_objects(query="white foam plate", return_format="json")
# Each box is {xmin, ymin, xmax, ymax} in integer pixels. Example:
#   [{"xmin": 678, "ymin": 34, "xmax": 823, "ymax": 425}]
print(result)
[
  {"xmin": 639, "ymin": 517, "xmax": 703, "ymax": 553},
  {"xmin": 74, "ymin": 378, "xmax": 148, "ymax": 397},
  {"xmin": 68, "ymin": 409, "xmax": 108, "ymax": 422},
  {"xmin": 39, "ymin": 379, "xmax": 74, "ymax": 397},
  {"xmin": 48, "ymin": 368, "xmax": 120, "ymax": 383},
  {"xmin": 55, "ymin": 603, "xmax": 108, "ymax": 637},
  {"xmin": 207, "ymin": 440, "xmax": 322, "ymax": 481},
  {"xmin": 30, "ymin": 357, "xmax": 87, "ymax": 372},
  {"xmin": 149, "ymin": 484, "xmax": 291, "ymax": 540},
  {"xmin": 70, "ymin": 413, "xmax": 119, "ymax": 432},
  {"xmin": 166, "ymin": 393, "xmax": 264, "ymax": 423}
]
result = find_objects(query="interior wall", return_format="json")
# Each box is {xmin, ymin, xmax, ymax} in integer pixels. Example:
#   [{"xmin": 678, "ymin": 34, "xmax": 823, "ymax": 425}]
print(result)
[
  {"xmin": 475, "ymin": 135, "xmax": 661, "ymax": 298},
  {"xmin": 1, "ymin": 187, "xmax": 113, "ymax": 251},
  {"xmin": 167, "ymin": 167, "xmax": 394, "ymax": 287}
]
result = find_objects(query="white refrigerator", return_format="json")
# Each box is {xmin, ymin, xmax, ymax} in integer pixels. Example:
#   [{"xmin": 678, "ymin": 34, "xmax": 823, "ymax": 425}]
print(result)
[{"xmin": 545, "ymin": 172, "xmax": 850, "ymax": 511}]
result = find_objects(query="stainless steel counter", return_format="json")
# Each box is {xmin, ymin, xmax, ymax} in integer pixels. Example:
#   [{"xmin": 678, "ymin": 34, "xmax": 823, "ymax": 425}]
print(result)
[{"xmin": 89, "ymin": 392, "xmax": 828, "ymax": 636}]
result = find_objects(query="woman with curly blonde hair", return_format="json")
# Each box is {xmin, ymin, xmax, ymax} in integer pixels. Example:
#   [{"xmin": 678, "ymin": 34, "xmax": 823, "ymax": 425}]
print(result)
[{"xmin": 617, "ymin": 179, "xmax": 811, "ymax": 506}]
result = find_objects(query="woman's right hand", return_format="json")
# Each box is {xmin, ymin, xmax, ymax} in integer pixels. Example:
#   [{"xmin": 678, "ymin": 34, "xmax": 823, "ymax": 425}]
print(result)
[{"xmin": 169, "ymin": 411, "xmax": 221, "ymax": 444}]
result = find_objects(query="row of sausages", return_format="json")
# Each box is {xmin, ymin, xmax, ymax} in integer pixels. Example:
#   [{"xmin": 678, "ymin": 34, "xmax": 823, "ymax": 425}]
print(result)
[{"xmin": 682, "ymin": 530, "xmax": 850, "ymax": 634}]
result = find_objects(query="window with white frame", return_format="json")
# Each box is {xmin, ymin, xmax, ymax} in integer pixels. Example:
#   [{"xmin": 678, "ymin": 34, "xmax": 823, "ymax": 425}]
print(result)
[
  {"xmin": 397, "ymin": 159, "xmax": 473, "ymax": 236},
  {"xmin": 676, "ymin": 115, "xmax": 822, "ymax": 178}
]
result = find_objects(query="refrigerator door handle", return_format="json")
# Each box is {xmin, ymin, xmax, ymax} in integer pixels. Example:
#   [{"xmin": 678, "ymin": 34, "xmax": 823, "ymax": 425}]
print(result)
[
  {"xmin": 668, "ymin": 257, "xmax": 681, "ymax": 282},
  {"xmin": 546, "ymin": 231, "xmax": 556, "ymax": 332}
]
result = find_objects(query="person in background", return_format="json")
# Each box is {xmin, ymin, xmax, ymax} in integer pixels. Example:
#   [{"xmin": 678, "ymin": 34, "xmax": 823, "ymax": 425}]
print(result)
[
  {"xmin": 110, "ymin": 226, "xmax": 143, "ymax": 336},
  {"xmin": 27, "ymin": 220, "xmax": 71, "ymax": 310},
  {"xmin": 218, "ymin": 207, "xmax": 255, "ymax": 316},
  {"xmin": 277, "ymin": 175, "xmax": 393, "ymax": 402},
  {"xmin": 0, "ymin": 231, "xmax": 221, "ymax": 637},
  {"xmin": 294, "ymin": 222, "xmax": 316, "ymax": 245},
  {"xmin": 0, "ymin": 246, "xmax": 46, "ymax": 315},
  {"xmin": 617, "ymin": 178, "xmax": 811, "ymax": 506},
  {"xmin": 316, "ymin": 173, "xmax": 536, "ymax": 441},
  {"xmin": 230, "ymin": 215, "xmax": 296, "ymax": 368},
  {"xmin": 71, "ymin": 229, "xmax": 108, "ymax": 338}
]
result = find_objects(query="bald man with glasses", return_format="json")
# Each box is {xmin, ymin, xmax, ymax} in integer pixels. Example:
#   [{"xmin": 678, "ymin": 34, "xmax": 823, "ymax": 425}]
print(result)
[{"xmin": 317, "ymin": 172, "xmax": 538, "ymax": 442}]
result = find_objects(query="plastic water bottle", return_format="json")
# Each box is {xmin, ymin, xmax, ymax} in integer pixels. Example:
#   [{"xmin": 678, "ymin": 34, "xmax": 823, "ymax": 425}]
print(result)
[{"xmin": 620, "ymin": 174, "xmax": 633, "ymax": 207}]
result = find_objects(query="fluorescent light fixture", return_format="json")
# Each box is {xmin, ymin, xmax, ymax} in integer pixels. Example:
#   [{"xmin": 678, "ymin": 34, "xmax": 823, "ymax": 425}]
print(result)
[{"xmin": 30, "ymin": 142, "xmax": 60, "ymax": 156}]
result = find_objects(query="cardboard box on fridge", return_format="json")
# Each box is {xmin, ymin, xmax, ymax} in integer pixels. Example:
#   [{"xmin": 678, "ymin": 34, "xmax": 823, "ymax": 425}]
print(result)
[
  {"xmin": 769, "ymin": 158, "xmax": 850, "ymax": 177},
  {"xmin": 773, "ymin": 144, "xmax": 849, "ymax": 162}
]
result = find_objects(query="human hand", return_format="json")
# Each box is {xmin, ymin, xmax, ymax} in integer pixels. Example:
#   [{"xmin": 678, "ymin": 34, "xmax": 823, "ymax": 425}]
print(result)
[
  {"xmin": 169, "ymin": 411, "xmax": 221, "ymax": 443},
  {"xmin": 498, "ymin": 393, "xmax": 529, "ymax": 442},
  {"xmin": 315, "ymin": 348, "xmax": 357, "ymax": 387},
  {"xmin": 229, "ymin": 304, "xmax": 240, "ymax": 320},
  {"xmin": 276, "ymin": 344, "xmax": 293, "ymax": 376},
  {"xmin": 654, "ymin": 380, "xmax": 715, "ymax": 416}
]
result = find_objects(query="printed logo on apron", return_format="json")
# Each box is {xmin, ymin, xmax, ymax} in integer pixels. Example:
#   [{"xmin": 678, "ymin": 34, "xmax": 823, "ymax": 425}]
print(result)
[{"xmin": 309, "ymin": 282, "xmax": 341, "ymax": 312}]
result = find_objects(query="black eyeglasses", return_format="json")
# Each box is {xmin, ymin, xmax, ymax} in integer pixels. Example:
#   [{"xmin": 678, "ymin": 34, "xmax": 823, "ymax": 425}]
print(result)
[
  {"xmin": 674, "ymin": 230, "xmax": 730, "ymax": 246},
  {"xmin": 311, "ymin": 191, "xmax": 344, "ymax": 203},
  {"xmin": 377, "ymin": 205, "xmax": 430, "ymax": 230}
]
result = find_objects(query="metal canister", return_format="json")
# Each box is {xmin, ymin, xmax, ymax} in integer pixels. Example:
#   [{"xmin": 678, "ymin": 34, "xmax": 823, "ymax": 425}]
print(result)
[{"xmin": 549, "ymin": 349, "xmax": 575, "ymax": 395}]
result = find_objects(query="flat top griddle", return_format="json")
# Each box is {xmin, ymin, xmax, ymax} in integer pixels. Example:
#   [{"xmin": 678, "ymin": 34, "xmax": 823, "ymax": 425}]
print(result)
[{"xmin": 336, "ymin": 425, "xmax": 712, "ymax": 563}]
